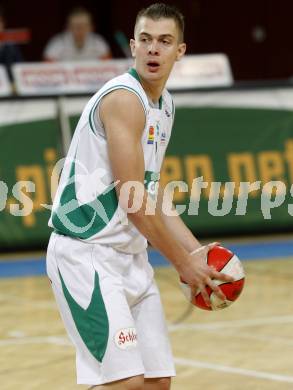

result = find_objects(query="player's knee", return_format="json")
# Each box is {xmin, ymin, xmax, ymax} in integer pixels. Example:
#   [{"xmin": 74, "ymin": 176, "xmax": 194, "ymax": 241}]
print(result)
[
  {"xmin": 91, "ymin": 375, "xmax": 144, "ymax": 390},
  {"xmin": 159, "ymin": 377, "xmax": 171, "ymax": 390},
  {"xmin": 123, "ymin": 375, "xmax": 145, "ymax": 390},
  {"xmin": 145, "ymin": 377, "xmax": 171, "ymax": 390},
  {"xmin": 115, "ymin": 375, "xmax": 144, "ymax": 390}
]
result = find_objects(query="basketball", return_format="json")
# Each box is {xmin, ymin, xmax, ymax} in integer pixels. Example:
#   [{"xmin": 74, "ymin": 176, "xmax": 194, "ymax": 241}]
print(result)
[{"xmin": 180, "ymin": 246, "xmax": 245, "ymax": 311}]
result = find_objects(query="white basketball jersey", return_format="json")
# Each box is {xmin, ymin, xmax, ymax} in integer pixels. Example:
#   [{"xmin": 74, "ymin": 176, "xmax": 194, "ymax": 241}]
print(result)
[{"xmin": 49, "ymin": 68, "xmax": 175, "ymax": 253}]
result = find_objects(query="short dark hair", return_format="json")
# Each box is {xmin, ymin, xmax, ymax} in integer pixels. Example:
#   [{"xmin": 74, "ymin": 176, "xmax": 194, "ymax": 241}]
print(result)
[{"xmin": 135, "ymin": 3, "xmax": 184, "ymax": 42}]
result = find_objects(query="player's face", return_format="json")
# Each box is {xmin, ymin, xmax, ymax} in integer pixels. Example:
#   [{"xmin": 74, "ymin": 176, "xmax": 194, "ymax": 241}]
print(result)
[{"xmin": 130, "ymin": 17, "xmax": 186, "ymax": 84}]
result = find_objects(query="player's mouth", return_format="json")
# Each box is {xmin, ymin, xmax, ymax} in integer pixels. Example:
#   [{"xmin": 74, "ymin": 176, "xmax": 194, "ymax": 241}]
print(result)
[{"xmin": 146, "ymin": 61, "xmax": 160, "ymax": 72}]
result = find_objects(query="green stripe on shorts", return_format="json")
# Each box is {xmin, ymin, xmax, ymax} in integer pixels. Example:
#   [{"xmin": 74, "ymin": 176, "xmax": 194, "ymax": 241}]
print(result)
[{"xmin": 58, "ymin": 269, "xmax": 109, "ymax": 362}]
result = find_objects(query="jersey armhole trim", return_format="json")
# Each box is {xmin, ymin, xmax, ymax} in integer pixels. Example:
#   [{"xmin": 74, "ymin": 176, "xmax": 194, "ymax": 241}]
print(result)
[{"xmin": 89, "ymin": 85, "xmax": 148, "ymax": 136}]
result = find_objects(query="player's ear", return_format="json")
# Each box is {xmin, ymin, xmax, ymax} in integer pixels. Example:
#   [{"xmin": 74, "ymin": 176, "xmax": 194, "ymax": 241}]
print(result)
[
  {"xmin": 176, "ymin": 42, "xmax": 186, "ymax": 61},
  {"xmin": 130, "ymin": 39, "xmax": 136, "ymax": 57}
]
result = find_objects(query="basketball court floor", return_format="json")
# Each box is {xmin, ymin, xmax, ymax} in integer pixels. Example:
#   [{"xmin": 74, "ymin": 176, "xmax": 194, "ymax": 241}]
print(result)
[{"xmin": 1, "ymin": 237, "xmax": 293, "ymax": 390}]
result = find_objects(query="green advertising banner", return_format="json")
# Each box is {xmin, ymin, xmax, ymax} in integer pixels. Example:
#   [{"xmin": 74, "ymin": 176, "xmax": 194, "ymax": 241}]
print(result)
[
  {"xmin": 0, "ymin": 100, "xmax": 62, "ymax": 248},
  {"xmin": 162, "ymin": 106, "xmax": 293, "ymax": 235},
  {"xmin": 1, "ymin": 89, "xmax": 293, "ymax": 248}
]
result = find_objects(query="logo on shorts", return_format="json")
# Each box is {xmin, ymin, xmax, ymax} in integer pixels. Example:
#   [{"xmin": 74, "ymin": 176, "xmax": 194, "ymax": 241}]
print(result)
[{"xmin": 114, "ymin": 327, "xmax": 137, "ymax": 350}]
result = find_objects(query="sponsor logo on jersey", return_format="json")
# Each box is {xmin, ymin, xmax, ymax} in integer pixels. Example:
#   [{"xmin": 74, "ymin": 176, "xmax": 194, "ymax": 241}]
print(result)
[
  {"xmin": 160, "ymin": 131, "xmax": 167, "ymax": 145},
  {"xmin": 165, "ymin": 108, "xmax": 171, "ymax": 117},
  {"xmin": 147, "ymin": 126, "xmax": 155, "ymax": 144},
  {"xmin": 114, "ymin": 327, "xmax": 138, "ymax": 350}
]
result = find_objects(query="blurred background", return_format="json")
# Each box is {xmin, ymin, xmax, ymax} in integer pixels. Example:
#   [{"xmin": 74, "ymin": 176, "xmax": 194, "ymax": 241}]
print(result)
[
  {"xmin": 1, "ymin": 0, "xmax": 293, "ymax": 80},
  {"xmin": 1, "ymin": 2, "xmax": 293, "ymax": 389},
  {"xmin": 1, "ymin": 0, "xmax": 293, "ymax": 250}
]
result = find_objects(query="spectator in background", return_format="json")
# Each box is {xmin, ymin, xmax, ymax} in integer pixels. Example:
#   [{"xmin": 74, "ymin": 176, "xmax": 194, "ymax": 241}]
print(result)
[
  {"xmin": 43, "ymin": 7, "xmax": 112, "ymax": 62},
  {"xmin": 0, "ymin": 8, "xmax": 23, "ymax": 81}
]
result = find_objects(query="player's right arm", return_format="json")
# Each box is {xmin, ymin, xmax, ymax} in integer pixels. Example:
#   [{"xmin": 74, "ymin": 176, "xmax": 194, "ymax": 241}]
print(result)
[{"xmin": 99, "ymin": 90, "xmax": 232, "ymax": 305}]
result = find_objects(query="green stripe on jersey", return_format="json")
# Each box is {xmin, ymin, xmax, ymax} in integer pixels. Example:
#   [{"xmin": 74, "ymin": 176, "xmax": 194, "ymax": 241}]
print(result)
[
  {"xmin": 145, "ymin": 171, "xmax": 160, "ymax": 199},
  {"xmin": 129, "ymin": 68, "xmax": 163, "ymax": 110},
  {"xmin": 52, "ymin": 159, "xmax": 118, "ymax": 239},
  {"xmin": 128, "ymin": 67, "xmax": 140, "ymax": 82}
]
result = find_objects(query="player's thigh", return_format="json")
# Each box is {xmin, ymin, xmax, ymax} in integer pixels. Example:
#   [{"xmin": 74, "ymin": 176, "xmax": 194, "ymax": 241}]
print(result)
[
  {"xmin": 89, "ymin": 376, "xmax": 171, "ymax": 389},
  {"xmin": 144, "ymin": 377, "xmax": 171, "ymax": 390},
  {"xmin": 90, "ymin": 376, "xmax": 171, "ymax": 390},
  {"xmin": 90, "ymin": 374, "xmax": 144, "ymax": 389}
]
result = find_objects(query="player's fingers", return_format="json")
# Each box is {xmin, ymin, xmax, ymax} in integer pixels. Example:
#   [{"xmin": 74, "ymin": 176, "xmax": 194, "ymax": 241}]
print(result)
[
  {"xmin": 212, "ymin": 269, "xmax": 234, "ymax": 282},
  {"xmin": 197, "ymin": 284, "xmax": 211, "ymax": 307},
  {"xmin": 206, "ymin": 279, "xmax": 226, "ymax": 301},
  {"xmin": 190, "ymin": 242, "xmax": 220, "ymax": 257},
  {"xmin": 207, "ymin": 241, "xmax": 220, "ymax": 248},
  {"xmin": 194, "ymin": 242, "xmax": 220, "ymax": 259},
  {"xmin": 204, "ymin": 241, "xmax": 220, "ymax": 254},
  {"xmin": 191, "ymin": 285, "xmax": 198, "ymax": 297}
]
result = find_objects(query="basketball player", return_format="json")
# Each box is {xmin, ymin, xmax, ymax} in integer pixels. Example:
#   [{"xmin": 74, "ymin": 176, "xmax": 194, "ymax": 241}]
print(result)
[{"xmin": 46, "ymin": 3, "xmax": 233, "ymax": 389}]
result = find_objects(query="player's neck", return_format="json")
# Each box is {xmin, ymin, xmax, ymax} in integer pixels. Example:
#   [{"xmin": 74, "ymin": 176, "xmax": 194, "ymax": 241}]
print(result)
[
  {"xmin": 142, "ymin": 81, "xmax": 164, "ymax": 105},
  {"xmin": 129, "ymin": 67, "xmax": 166, "ymax": 105}
]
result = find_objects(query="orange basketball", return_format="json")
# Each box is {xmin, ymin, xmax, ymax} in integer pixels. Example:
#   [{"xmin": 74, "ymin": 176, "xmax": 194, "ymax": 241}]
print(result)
[{"xmin": 180, "ymin": 246, "xmax": 245, "ymax": 311}]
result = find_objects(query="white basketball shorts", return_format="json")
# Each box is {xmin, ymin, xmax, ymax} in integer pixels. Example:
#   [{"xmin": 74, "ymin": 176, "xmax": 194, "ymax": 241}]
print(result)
[{"xmin": 46, "ymin": 232, "xmax": 176, "ymax": 385}]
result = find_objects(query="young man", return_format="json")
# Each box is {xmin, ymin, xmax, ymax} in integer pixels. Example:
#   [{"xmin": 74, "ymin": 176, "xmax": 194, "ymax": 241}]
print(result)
[{"xmin": 46, "ymin": 3, "xmax": 232, "ymax": 389}]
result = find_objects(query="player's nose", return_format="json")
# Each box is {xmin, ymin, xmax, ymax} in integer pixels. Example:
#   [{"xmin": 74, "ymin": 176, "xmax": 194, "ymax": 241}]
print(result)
[{"xmin": 148, "ymin": 40, "xmax": 159, "ymax": 55}]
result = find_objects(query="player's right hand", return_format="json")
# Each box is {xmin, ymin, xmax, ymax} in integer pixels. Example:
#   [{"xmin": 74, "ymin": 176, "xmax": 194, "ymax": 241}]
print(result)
[{"xmin": 178, "ymin": 242, "xmax": 234, "ymax": 307}]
